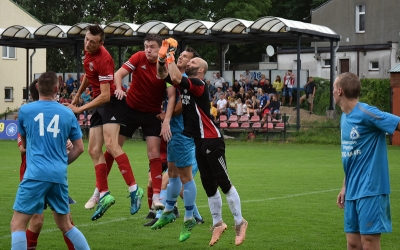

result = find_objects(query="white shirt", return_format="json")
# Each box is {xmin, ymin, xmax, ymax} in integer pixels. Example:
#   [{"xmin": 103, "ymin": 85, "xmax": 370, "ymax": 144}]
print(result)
[
  {"xmin": 217, "ymin": 99, "xmax": 227, "ymax": 111},
  {"xmin": 213, "ymin": 77, "xmax": 225, "ymax": 89},
  {"xmin": 236, "ymin": 103, "xmax": 243, "ymax": 115}
]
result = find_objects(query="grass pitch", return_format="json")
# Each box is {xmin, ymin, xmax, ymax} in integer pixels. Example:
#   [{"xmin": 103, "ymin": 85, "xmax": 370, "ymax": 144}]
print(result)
[{"xmin": 1, "ymin": 139, "xmax": 400, "ymax": 249}]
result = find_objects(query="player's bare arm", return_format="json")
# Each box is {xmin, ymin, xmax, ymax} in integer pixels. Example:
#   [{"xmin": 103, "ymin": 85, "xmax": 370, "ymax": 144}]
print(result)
[
  {"xmin": 114, "ymin": 68, "xmax": 129, "ymax": 100},
  {"xmin": 65, "ymin": 83, "xmax": 110, "ymax": 114},
  {"xmin": 67, "ymin": 138, "xmax": 84, "ymax": 165},
  {"xmin": 336, "ymin": 177, "xmax": 346, "ymax": 209},
  {"xmin": 160, "ymin": 85, "xmax": 176, "ymax": 142},
  {"xmin": 397, "ymin": 122, "xmax": 400, "ymax": 131}
]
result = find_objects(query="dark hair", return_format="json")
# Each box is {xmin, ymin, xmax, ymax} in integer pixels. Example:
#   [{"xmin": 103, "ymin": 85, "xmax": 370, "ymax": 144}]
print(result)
[
  {"xmin": 29, "ymin": 79, "xmax": 39, "ymax": 101},
  {"xmin": 336, "ymin": 72, "xmax": 361, "ymax": 99},
  {"xmin": 185, "ymin": 47, "xmax": 200, "ymax": 58},
  {"xmin": 38, "ymin": 71, "xmax": 58, "ymax": 97},
  {"xmin": 144, "ymin": 34, "xmax": 162, "ymax": 47},
  {"xmin": 88, "ymin": 25, "xmax": 105, "ymax": 42}
]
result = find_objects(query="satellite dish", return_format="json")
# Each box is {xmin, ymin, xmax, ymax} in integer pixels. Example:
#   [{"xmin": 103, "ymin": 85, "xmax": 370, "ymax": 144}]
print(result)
[{"xmin": 266, "ymin": 45, "xmax": 275, "ymax": 57}]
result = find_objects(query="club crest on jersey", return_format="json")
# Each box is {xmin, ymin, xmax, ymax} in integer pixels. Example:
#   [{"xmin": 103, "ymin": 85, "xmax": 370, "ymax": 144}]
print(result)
[
  {"xmin": 350, "ymin": 127, "xmax": 360, "ymax": 140},
  {"xmin": 89, "ymin": 62, "xmax": 94, "ymax": 71},
  {"xmin": 141, "ymin": 65, "xmax": 146, "ymax": 70}
]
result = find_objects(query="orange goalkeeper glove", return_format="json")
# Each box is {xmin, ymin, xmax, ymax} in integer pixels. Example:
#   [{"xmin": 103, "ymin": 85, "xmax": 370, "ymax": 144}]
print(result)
[{"xmin": 158, "ymin": 39, "xmax": 169, "ymax": 64}]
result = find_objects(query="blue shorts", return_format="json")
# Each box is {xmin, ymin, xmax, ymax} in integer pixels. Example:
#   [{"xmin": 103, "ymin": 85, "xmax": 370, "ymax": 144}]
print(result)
[
  {"xmin": 344, "ymin": 194, "xmax": 392, "ymax": 234},
  {"xmin": 283, "ymin": 87, "xmax": 293, "ymax": 97},
  {"xmin": 167, "ymin": 133, "xmax": 196, "ymax": 169},
  {"xmin": 13, "ymin": 179, "xmax": 70, "ymax": 215}
]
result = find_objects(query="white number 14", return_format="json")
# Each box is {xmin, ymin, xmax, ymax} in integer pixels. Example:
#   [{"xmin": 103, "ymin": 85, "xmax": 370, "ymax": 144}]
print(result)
[{"xmin": 34, "ymin": 113, "xmax": 60, "ymax": 137}]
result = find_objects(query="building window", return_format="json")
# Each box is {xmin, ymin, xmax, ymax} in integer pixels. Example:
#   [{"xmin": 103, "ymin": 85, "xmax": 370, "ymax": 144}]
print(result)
[
  {"xmin": 323, "ymin": 59, "xmax": 331, "ymax": 67},
  {"xmin": 356, "ymin": 5, "xmax": 365, "ymax": 33},
  {"xmin": 2, "ymin": 46, "xmax": 16, "ymax": 59},
  {"xmin": 369, "ymin": 61, "xmax": 379, "ymax": 71},
  {"xmin": 5, "ymin": 87, "xmax": 14, "ymax": 102}
]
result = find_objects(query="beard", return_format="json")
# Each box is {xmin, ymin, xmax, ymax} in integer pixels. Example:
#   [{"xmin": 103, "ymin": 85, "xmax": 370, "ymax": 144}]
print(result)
[{"xmin": 185, "ymin": 67, "xmax": 200, "ymax": 77}]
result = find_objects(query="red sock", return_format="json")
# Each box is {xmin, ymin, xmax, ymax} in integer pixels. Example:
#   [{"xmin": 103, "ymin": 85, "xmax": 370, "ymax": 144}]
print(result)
[
  {"xmin": 63, "ymin": 222, "xmax": 75, "ymax": 250},
  {"xmin": 95, "ymin": 163, "xmax": 108, "ymax": 192},
  {"xmin": 104, "ymin": 151, "xmax": 114, "ymax": 176},
  {"xmin": 26, "ymin": 229, "xmax": 39, "ymax": 249},
  {"xmin": 149, "ymin": 158, "xmax": 162, "ymax": 194},
  {"xmin": 147, "ymin": 185, "xmax": 153, "ymax": 209},
  {"xmin": 115, "ymin": 153, "xmax": 136, "ymax": 186}
]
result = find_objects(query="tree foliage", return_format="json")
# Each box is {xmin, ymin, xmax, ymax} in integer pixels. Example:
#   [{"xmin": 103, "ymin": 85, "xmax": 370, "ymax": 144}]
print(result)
[{"xmin": 11, "ymin": 0, "xmax": 330, "ymax": 72}]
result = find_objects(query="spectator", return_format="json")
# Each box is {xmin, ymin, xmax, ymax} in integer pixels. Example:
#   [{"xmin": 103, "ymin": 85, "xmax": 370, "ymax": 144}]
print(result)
[
  {"xmin": 258, "ymin": 89, "xmax": 270, "ymax": 119},
  {"xmin": 250, "ymin": 79, "xmax": 260, "ymax": 93},
  {"xmin": 213, "ymin": 87, "xmax": 223, "ymax": 105},
  {"xmin": 295, "ymin": 76, "xmax": 316, "ymax": 114},
  {"xmin": 272, "ymin": 75, "xmax": 283, "ymax": 102},
  {"xmin": 269, "ymin": 94, "xmax": 281, "ymax": 119},
  {"xmin": 79, "ymin": 87, "xmax": 92, "ymax": 120},
  {"xmin": 247, "ymin": 95, "xmax": 259, "ymax": 117},
  {"xmin": 238, "ymin": 74, "xmax": 246, "ymax": 86},
  {"xmin": 70, "ymin": 88, "xmax": 78, "ymax": 102},
  {"xmin": 243, "ymin": 99, "xmax": 250, "ymax": 116},
  {"xmin": 243, "ymin": 69, "xmax": 253, "ymax": 82},
  {"xmin": 206, "ymin": 79, "xmax": 215, "ymax": 101},
  {"xmin": 210, "ymin": 102, "xmax": 218, "ymax": 121},
  {"xmin": 262, "ymin": 79, "xmax": 275, "ymax": 98},
  {"xmin": 213, "ymin": 72, "xmax": 225, "ymax": 89},
  {"xmin": 259, "ymin": 74, "xmax": 267, "ymax": 86},
  {"xmin": 227, "ymin": 92, "xmax": 237, "ymax": 119},
  {"xmin": 232, "ymin": 79, "xmax": 241, "ymax": 94},
  {"xmin": 282, "ymin": 70, "xmax": 295, "ymax": 107},
  {"xmin": 243, "ymin": 78, "xmax": 252, "ymax": 92},
  {"xmin": 58, "ymin": 75, "xmax": 65, "ymax": 92},
  {"xmin": 59, "ymin": 88, "xmax": 69, "ymax": 104},
  {"xmin": 237, "ymin": 87, "xmax": 246, "ymax": 104},
  {"xmin": 217, "ymin": 93, "xmax": 227, "ymax": 115},
  {"xmin": 236, "ymin": 98, "xmax": 243, "ymax": 116},
  {"xmin": 66, "ymin": 74, "xmax": 75, "ymax": 95}
]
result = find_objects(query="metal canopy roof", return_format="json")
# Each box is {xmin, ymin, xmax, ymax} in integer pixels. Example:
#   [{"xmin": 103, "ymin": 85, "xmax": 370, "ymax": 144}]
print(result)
[{"xmin": 0, "ymin": 16, "xmax": 340, "ymax": 49}]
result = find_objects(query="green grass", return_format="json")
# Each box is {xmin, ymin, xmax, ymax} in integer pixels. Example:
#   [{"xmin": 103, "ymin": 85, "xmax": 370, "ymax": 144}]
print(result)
[{"xmin": 1, "ymin": 139, "xmax": 400, "ymax": 249}]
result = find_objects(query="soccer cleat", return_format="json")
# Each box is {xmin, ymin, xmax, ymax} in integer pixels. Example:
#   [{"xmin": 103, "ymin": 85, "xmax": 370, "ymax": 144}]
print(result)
[
  {"xmin": 209, "ymin": 221, "xmax": 228, "ymax": 246},
  {"xmin": 128, "ymin": 187, "xmax": 144, "ymax": 215},
  {"xmin": 84, "ymin": 195, "xmax": 99, "ymax": 210},
  {"xmin": 179, "ymin": 218, "xmax": 196, "ymax": 242},
  {"xmin": 194, "ymin": 216, "xmax": 205, "ymax": 225},
  {"xmin": 150, "ymin": 211, "xmax": 176, "ymax": 230},
  {"xmin": 91, "ymin": 192, "xmax": 115, "ymax": 221},
  {"xmin": 235, "ymin": 219, "xmax": 248, "ymax": 246},
  {"xmin": 151, "ymin": 197, "xmax": 165, "ymax": 211},
  {"xmin": 145, "ymin": 210, "xmax": 156, "ymax": 219},
  {"xmin": 173, "ymin": 206, "xmax": 180, "ymax": 218},
  {"xmin": 144, "ymin": 218, "xmax": 158, "ymax": 227}
]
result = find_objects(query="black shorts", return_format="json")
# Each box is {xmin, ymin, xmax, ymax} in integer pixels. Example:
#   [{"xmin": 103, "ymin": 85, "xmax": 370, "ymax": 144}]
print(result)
[
  {"xmin": 119, "ymin": 106, "xmax": 161, "ymax": 138},
  {"xmin": 90, "ymin": 96, "xmax": 127, "ymax": 128}
]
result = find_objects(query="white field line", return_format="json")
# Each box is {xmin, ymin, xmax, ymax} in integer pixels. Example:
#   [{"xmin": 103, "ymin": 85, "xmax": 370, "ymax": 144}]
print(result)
[{"xmin": 0, "ymin": 188, "xmax": 340, "ymax": 239}]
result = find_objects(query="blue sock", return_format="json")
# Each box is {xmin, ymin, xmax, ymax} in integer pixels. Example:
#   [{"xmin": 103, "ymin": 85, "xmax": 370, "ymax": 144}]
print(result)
[
  {"xmin": 183, "ymin": 180, "xmax": 197, "ymax": 220},
  {"xmin": 193, "ymin": 203, "xmax": 202, "ymax": 220},
  {"xmin": 11, "ymin": 231, "xmax": 26, "ymax": 250},
  {"xmin": 156, "ymin": 189, "xmax": 167, "ymax": 218},
  {"xmin": 65, "ymin": 226, "xmax": 90, "ymax": 250},
  {"xmin": 166, "ymin": 177, "xmax": 182, "ymax": 211}
]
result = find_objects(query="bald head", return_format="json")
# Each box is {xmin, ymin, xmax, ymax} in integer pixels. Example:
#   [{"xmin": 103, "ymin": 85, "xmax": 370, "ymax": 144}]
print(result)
[{"xmin": 185, "ymin": 57, "xmax": 208, "ymax": 78}]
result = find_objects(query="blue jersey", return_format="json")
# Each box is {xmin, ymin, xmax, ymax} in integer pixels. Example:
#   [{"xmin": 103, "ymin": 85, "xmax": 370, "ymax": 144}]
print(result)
[
  {"xmin": 340, "ymin": 102, "xmax": 400, "ymax": 200},
  {"xmin": 164, "ymin": 74, "xmax": 186, "ymax": 134},
  {"xmin": 18, "ymin": 100, "xmax": 82, "ymax": 184},
  {"xmin": 259, "ymin": 94, "xmax": 270, "ymax": 108}
]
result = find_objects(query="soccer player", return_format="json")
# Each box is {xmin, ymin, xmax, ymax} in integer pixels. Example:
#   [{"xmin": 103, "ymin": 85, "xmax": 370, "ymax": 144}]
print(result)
[
  {"xmin": 158, "ymin": 40, "xmax": 248, "ymax": 246},
  {"xmin": 334, "ymin": 72, "xmax": 400, "ymax": 250},
  {"xmin": 149, "ymin": 44, "xmax": 204, "ymax": 242},
  {"xmin": 108, "ymin": 34, "xmax": 174, "ymax": 210},
  {"xmin": 17, "ymin": 80, "xmax": 75, "ymax": 250},
  {"xmin": 11, "ymin": 71, "xmax": 89, "ymax": 250},
  {"xmin": 67, "ymin": 25, "xmax": 141, "ymax": 220}
]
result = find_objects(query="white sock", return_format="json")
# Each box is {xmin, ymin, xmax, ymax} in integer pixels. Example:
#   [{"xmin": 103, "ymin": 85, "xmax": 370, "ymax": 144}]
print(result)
[
  {"xmin": 93, "ymin": 187, "xmax": 100, "ymax": 197},
  {"xmin": 208, "ymin": 190, "xmax": 223, "ymax": 226},
  {"xmin": 225, "ymin": 186, "xmax": 243, "ymax": 225},
  {"xmin": 128, "ymin": 184, "xmax": 137, "ymax": 193}
]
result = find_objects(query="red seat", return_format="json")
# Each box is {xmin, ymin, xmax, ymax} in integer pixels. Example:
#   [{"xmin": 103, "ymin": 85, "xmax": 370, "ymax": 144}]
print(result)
[
  {"xmin": 78, "ymin": 120, "xmax": 84, "ymax": 126},
  {"xmin": 263, "ymin": 123, "xmax": 273, "ymax": 129},
  {"xmin": 252, "ymin": 122, "xmax": 262, "ymax": 128},
  {"xmin": 241, "ymin": 122, "xmax": 250, "ymax": 128},
  {"xmin": 250, "ymin": 115, "xmax": 260, "ymax": 122},
  {"xmin": 227, "ymin": 115, "xmax": 238, "ymax": 123},
  {"xmin": 275, "ymin": 123, "xmax": 285, "ymax": 129},
  {"xmin": 220, "ymin": 122, "xmax": 228, "ymax": 128},
  {"xmin": 79, "ymin": 114, "xmax": 85, "ymax": 120},
  {"xmin": 238, "ymin": 115, "xmax": 249, "ymax": 123},
  {"xmin": 229, "ymin": 122, "xmax": 239, "ymax": 128},
  {"xmin": 219, "ymin": 115, "xmax": 227, "ymax": 122}
]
